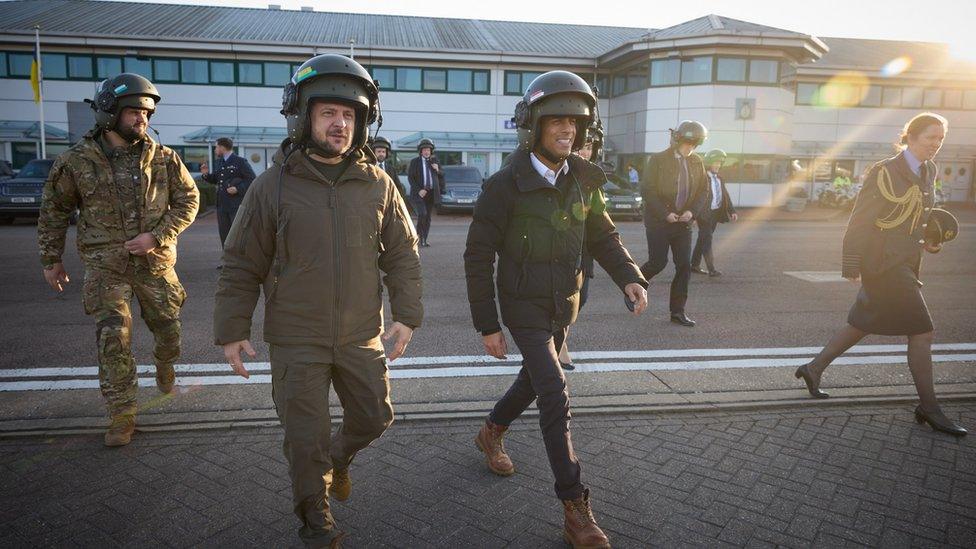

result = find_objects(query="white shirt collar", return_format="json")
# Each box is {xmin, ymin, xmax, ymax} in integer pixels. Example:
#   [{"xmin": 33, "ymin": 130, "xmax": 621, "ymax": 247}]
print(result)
[
  {"xmin": 222, "ymin": 152, "xmax": 232, "ymax": 161},
  {"xmin": 529, "ymin": 153, "xmax": 569, "ymax": 186}
]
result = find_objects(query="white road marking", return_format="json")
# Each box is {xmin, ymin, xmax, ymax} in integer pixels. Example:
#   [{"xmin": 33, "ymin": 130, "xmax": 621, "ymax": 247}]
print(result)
[
  {"xmin": 784, "ymin": 271, "xmax": 847, "ymax": 282},
  {"xmin": 1, "ymin": 352, "xmax": 973, "ymax": 391}
]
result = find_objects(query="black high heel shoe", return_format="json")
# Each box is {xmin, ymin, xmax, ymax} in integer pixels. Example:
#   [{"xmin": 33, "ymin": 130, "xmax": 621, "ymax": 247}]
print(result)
[
  {"xmin": 794, "ymin": 363, "xmax": 829, "ymax": 399},
  {"xmin": 914, "ymin": 406, "xmax": 967, "ymax": 437}
]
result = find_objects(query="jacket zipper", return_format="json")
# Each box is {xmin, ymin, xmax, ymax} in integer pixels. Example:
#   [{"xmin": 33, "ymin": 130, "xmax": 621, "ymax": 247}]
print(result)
[{"xmin": 329, "ymin": 182, "xmax": 341, "ymax": 346}]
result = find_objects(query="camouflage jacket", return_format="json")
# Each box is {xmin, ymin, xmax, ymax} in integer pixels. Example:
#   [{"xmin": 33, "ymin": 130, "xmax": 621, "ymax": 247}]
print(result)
[{"xmin": 37, "ymin": 132, "xmax": 200, "ymax": 276}]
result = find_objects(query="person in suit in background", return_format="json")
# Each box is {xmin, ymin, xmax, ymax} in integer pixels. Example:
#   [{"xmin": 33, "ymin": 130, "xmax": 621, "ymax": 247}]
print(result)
[
  {"xmin": 200, "ymin": 137, "xmax": 256, "ymax": 261},
  {"xmin": 372, "ymin": 136, "xmax": 408, "ymax": 206},
  {"xmin": 794, "ymin": 112, "xmax": 965, "ymax": 437},
  {"xmin": 692, "ymin": 149, "xmax": 737, "ymax": 277},
  {"xmin": 639, "ymin": 120, "xmax": 708, "ymax": 327},
  {"xmin": 407, "ymin": 138, "xmax": 444, "ymax": 247}
]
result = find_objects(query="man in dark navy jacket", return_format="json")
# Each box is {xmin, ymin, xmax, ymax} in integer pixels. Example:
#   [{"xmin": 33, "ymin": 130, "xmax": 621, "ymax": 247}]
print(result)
[{"xmin": 201, "ymin": 137, "xmax": 256, "ymax": 254}]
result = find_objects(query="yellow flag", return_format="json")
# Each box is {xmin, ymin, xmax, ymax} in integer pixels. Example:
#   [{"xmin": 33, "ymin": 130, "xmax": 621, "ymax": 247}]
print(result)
[{"xmin": 30, "ymin": 42, "xmax": 41, "ymax": 103}]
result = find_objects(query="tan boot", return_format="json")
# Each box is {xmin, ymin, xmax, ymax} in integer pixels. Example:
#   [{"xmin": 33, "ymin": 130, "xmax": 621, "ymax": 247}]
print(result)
[
  {"xmin": 156, "ymin": 363, "xmax": 176, "ymax": 394},
  {"xmin": 329, "ymin": 468, "xmax": 351, "ymax": 502},
  {"xmin": 562, "ymin": 489, "xmax": 611, "ymax": 549},
  {"xmin": 475, "ymin": 419, "xmax": 514, "ymax": 476},
  {"xmin": 104, "ymin": 415, "xmax": 135, "ymax": 447}
]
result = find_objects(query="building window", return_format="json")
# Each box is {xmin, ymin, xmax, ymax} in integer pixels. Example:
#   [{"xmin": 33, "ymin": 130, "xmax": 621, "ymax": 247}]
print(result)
[
  {"xmin": 67, "ymin": 55, "xmax": 93, "ymax": 79},
  {"xmin": 748, "ymin": 59, "xmax": 778, "ymax": 84},
  {"xmin": 796, "ymin": 83, "xmax": 819, "ymax": 105},
  {"xmin": 371, "ymin": 66, "xmax": 396, "ymax": 90},
  {"xmin": 210, "ymin": 61, "xmax": 235, "ymax": 84},
  {"xmin": 423, "ymin": 69, "xmax": 447, "ymax": 91},
  {"xmin": 901, "ymin": 87, "xmax": 923, "ymax": 108},
  {"xmin": 397, "ymin": 67, "xmax": 422, "ymax": 91},
  {"xmin": 503, "ymin": 71, "xmax": 542, "ymax": 95},
  {"xmin": 41, "ymin": 53, "xmax": 67, "ymax": 79},
  {"xmin": 595, "ymin": 75, "xmax": 609, "ymax": 98},
  {"xmin": 860, "ymin": 85, "xmax": 882, "ymax": 107},
  {"xmin": 447, "ymin": 69, "xmax": 472, "ymax": 93},
  {"xmin": 181, "ymin": 59, "xmax": 209, "ymax": 84},
  {"xmin": 716, "ymin": 58, "xmax": 747, "ymax": 82},
  {"xmin": 944, "ymin": 89, "xmax": 963, "ymax": 109},
  {"xmin": 0, "ymin": 53, "xmax": 7, "ymax": 78},
  {"xmin": 923, "ymin": 89, "xmax": 942, "ymax": 108},
  {"xmin": 740, "ymin": 157, "xmax": 772, "ymax": 182},
  {"xmin": 153, "ymin": 59, "xmax": 179, "ymax": 82},
  {"xmin": 96, "ymin": 56, "xmax": 122, "ymax": 79},
  {"xmin": 9, "ymin": 52, "xmax": 33, "ymax": 77},
  {"xmin": 626, "ymin": 62, "xmax": 649, "ymax": 94},
  {"xmin": 680, "ymin": 56, "xmax": 712, "ymax": 84},
  {"xmin": 263, "ymin": 62, "xmax": 290, "ymax": 86},
  {"xmin": 473, "ymin": 70, "xmax": 489, "ymax": 93},
  {"xmin": 881, "ymin": 87, "xmax": 902, "ymax": 107},
  {"xmin": 238, "ymin": 62, "xmax": 262, "ymax": 85},
  {"xmin": 964, "ymin": 90, "xmax": 976, "ymax": 110},
  {"xmin": 650, "ymin": 58, "xmax": 680, "ymax": 86},
  {"xmin": 124, "ymin": 56, "xmax": 152, "ymax": 79}
]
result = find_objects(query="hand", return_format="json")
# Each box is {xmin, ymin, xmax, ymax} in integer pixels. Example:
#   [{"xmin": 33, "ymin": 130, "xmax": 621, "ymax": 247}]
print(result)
[
  {"xmin": 482, "ymin": 331, "xmax": 508, "ymax": 359},
  {"xmin": 382, "ymin": 321, "xmax": 414, "ymax": 362},
  {"xmin": 924, "ymin": 241, "xmax": 942, "ymax": 254},
  {"xmin": 431, "ymin": 163, "xmax": 440, "ymax": 173},
  {"xmin": 679, "ymin": 211, "xmax": 693, "ymax": 223},
  {"xmin": 200, "ymin": 163, "xmax": 209, "ymax": 175},
  {"xmin": 665, "ymin": 212, "xmax": 680, "ymax": 223},
  {"xmin": 222, "ymin": 340, "xmax": 256, "ymax": 379},
  {"xmin": 730, "ymin": 213, "xmax": 738, "ymax": 222},
  {"xmin": 623, "ymin": 283, "xmax": 648, "ymax": 316},
  {"xmin": 419, "ymin": 189, "xmax": 428, "ymax": 198},
  {"xmin": 226, "ymin": 186, "xmax": 238, "ymax": 196},
  {"xmin": 124, "ymin": 232, "xmax": 158, "ymax": 256},
  {"xmin": 43, "ymin": 263, "xmax": 70, "ymax": 292}
]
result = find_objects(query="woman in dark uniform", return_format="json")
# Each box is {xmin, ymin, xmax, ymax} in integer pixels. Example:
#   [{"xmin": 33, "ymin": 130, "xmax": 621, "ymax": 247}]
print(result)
[{"xmin": 793, "ymin": 113, "xmax": 966, "ymax": 436}]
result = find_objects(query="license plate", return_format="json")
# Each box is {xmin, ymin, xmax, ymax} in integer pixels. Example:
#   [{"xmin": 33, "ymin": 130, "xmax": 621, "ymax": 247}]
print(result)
[
  {"xmin": 11, "ymin": 197, "xmax": 35, "ymax": 203},
  {"xmin": 457, "ymin": 199, "xmax": 474, "ymax": 204},
  {"xmin": 615, "ymin": 204, "xmax": 633, "ymax": 209}
]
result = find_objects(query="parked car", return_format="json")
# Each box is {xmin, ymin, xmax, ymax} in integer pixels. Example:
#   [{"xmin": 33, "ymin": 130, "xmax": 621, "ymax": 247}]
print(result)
[
  {"xmin": 436, "ymin": 165, "xmax": 484, "ymax": 214},
  {"xmin": 602, "ymin": 173, "xmax": 642, "ymax": 221},
  {"xmin": 0, "ymin": 159, "xmax": 54, "ymax": 224}
]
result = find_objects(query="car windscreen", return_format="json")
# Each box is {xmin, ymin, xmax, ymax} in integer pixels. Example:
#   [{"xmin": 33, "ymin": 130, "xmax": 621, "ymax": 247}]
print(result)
[
  {"xmin": 17, "ymin": 161, "xmax": 53, "ymax": 179},
  {"xmin": 443, "ymin": 168, "xmax": 482, "ymax": 185}
]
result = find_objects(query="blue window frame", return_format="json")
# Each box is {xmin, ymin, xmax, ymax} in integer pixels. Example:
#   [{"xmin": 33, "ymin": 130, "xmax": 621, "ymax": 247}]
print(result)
[
  {"xmin": 9, "ymin": 52, "xmax": 33, "ymax": 77},
  {"xmin": 238, "ymin": 62, "xmax": 262, "ymax": 85},
  {"xmin": 181, "ymin": 59, "xmax": 209, "ymax": 84},
  {"xmin": 263, "ymin": 62, "xmax": 290, "ymax": 87},
  {"xmin": 210, "ymin": 61, "xmax": 235, "ymax": 84},
  {"xmin": 96, "ymin": 56, "xmax": 122, "ymax": 79},
  {"xmin": 153, "ymin": 59, "xmax": 180, "ymax": 82},
  {"xmin": 67, "ymin": 55, "xmax": 93, "ymax": 79}
]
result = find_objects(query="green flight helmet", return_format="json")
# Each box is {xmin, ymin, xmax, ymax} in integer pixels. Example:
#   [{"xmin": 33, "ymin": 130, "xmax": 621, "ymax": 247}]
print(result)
[
  {"xmin": 703, "ymin": 149, "xmax": 727, "ymax": 166},
  {"xmin": 670, "ymin": 120, "xmax": 708, "ymax": 148},
  {"xmin": 514, "ymin": 71, "xmax": 596, "ymax": 152},
  {"xmin": 371, "ymin": 135, "xmax": 392, "ymax": 152},
  {"xmin": 281, "ymin": 54, "xmax": 379, "ymax": 155},
  {"xmin": 89, "ymin": 73, "xmax": 161, "ymax": 131},
  {"xmin": 416, "ymin": 137, "xmax": 435, "ymax": 153}
]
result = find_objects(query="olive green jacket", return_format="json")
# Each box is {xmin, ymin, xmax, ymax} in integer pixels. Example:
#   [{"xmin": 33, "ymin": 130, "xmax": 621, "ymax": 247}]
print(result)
[
  {"xmin": 37, "ymin": 132, "xmax": 200, "ymax": 275},
  {"xmin": 213, "ymin": 145, "xmax": 422, "ymax": 347}
]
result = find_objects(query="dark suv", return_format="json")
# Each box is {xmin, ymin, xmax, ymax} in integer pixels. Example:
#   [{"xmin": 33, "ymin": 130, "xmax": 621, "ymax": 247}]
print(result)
[
  {"xmin": 0, "ymin": 159, "xmax": 53, "ymax": 223},
  {"xmin": 436, "ymin": 165, "xmax": 484, "ymax": 214}
]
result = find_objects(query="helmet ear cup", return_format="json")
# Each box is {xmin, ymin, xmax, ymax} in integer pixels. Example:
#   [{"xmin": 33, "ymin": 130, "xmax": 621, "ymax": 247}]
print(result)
[
  {"xmin": 281, "ymin": 82, "xmax": 298, "ymax": 115},
  {"xmin": 514, "ymin": 101, "xmax": 531, "ymax": 129},
  {"xmin": 96, "ymin": 87, "xmax": 117, "ymax": 114}
]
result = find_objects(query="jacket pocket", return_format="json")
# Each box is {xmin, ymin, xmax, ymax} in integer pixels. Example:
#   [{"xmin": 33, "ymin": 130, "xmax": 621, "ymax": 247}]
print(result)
[{"xmin": 82, "ymin": 275, "xmax": 100, "ymax": 315}]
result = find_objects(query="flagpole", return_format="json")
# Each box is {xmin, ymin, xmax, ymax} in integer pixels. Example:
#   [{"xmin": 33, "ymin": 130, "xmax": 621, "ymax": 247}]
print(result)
[{"xmin": 34, "ymin": 25, "xmax": 46, "ymax": 159}]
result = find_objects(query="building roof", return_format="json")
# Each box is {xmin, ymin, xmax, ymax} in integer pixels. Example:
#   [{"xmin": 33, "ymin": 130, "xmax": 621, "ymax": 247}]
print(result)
[
  {"xmin": 0, "ymin": 0, "xmax": 649, "ymax": 58},
  {"xmin": 641, "ymin": 14, "xmax": 809, "ymax": 41}
]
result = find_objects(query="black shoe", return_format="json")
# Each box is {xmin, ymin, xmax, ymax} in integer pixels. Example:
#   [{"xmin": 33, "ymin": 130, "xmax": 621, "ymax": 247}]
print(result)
[
  {"xmin": 560, "ymin": 361, "xmax": 575, "ymax": 371},
  {"xmin": 691, "ymin": 266, "xmax": 708, "ymax": 275},
  {"xmin": 216, "ymin": 264, "xmax": 223, "ymax": 270},
  {"xmin": 794, "ymin": 363, "xmax": 829, "ymax": 399},
  {"xmin": 708, "ymin": 270, "xmax": 722, "ymax": 277},
  {"xmin": 670, "ymin": 313, "xmax": 696, "ymax": 327},
  {"xmin": 914, "ymin": 405, "xmax": 968, "ymax": 436}
]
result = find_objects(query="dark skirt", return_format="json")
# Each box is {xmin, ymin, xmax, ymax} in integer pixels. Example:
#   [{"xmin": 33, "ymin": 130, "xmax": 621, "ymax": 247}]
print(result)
[{"xmin": 847, "ymin": 264, "xmax": 933, "ymax": 335}]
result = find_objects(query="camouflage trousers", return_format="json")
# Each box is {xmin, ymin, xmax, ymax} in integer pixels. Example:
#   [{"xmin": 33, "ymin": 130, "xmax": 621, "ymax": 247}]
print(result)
[{"xmin": 82, "ymin": 259, "xmax": 186, "ymax": 417}]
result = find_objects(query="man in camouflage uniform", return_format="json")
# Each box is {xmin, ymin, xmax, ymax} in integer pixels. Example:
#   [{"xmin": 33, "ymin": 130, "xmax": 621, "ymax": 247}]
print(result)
[{"xmin": 37, "ymin": 73, "xmax": 199, "ymax": 447}]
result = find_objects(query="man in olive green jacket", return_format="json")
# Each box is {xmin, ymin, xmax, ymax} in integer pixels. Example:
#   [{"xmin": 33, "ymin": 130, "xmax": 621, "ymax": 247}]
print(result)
[{"xmin": 213, "ymin": 54, "xmax": 421, "ymax": 547}]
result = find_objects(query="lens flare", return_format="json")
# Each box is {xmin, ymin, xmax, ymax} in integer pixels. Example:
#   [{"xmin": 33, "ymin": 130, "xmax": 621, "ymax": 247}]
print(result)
[
  {"xmin": 881, "ymin": 56, "xmax": 912, "ymax": 77},
  {"xmin": 818, "ymin": 71, "xmax": 870, "ymax": 108}
]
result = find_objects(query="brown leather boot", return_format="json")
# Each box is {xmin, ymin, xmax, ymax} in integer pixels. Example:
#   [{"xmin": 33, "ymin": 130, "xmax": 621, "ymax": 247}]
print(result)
[
  {"xmin": 156, "ymin": 363, "xmax": 176, "ymax": 394},
  {"xmin": 104, "ymin": 415, "xmax": 135, "ymax": 447},
  {"xmin": 475, "ymin": 419, "xmax": 514, "ymax": 476},
  {"xmin": 562, "ymin": 489, "xmax": 611, "ymax": 549},
  {"xmin": 329, "ymin": 468, "xmax": 351, "ymax": 501}
]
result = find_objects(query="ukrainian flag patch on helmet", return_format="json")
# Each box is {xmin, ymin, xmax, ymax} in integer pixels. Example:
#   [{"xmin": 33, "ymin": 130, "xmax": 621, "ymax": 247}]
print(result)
[
  {"xmin": 295, "ymin": 67, "xmax": 317, "ymax": 83},
  {"xmin": 113, "ymin": 84, "xmax": 128, "ymax": 94}
]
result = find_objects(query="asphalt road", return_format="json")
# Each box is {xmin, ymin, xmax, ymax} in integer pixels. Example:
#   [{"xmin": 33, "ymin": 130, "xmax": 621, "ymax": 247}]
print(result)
[{"xmin": 2, "ymin": 210, "xmax": 974, "ymax": 371}]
